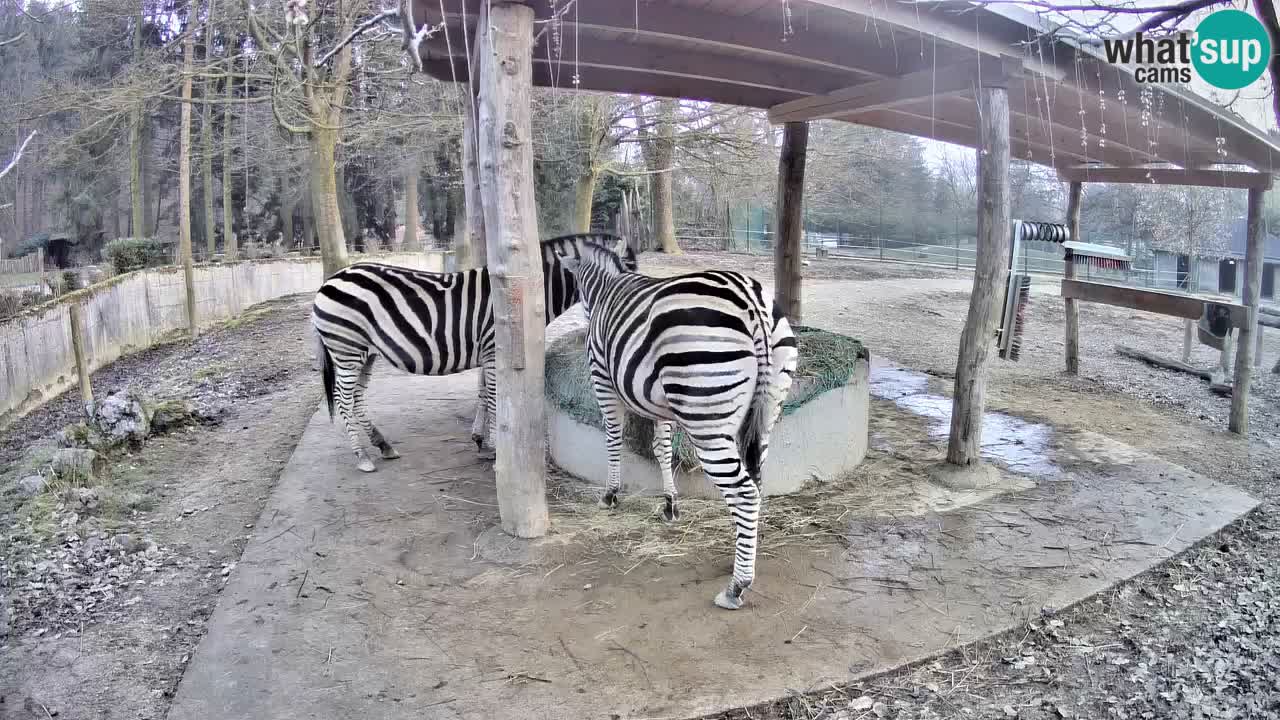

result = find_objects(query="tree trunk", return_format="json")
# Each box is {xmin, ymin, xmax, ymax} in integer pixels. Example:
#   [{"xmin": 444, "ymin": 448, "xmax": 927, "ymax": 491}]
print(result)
[
  {"xmin": 1230, "ymin": 187, "xmax": 1266, "ymax": 434},
  {"xmin": 573, "ymin": 166, "xmax": 600, "ymax": 233},
  {"xmin": 946, "ymin": 81, "xmax": 1011, "ymax": 467},
  {"xmin": 774, "ymin": 121, "xmax": 808, "ymax": 324},
  {"xmin": 1063, "ymin": 181, "xmax": 1082, "ymax": 374},
  {"xmin": 128, "ymin": 25, "xmax": 146, "ymax": 236},
  {"xmin": 309, "ymin": 127, "xmax": 350, "ymax": 278},
  {"xmin": 179, "ymin": 13, "xmax": 197, "ymax": 334},
  {"xmin": 476, "ymin": 1, "xmax": 549, "ymax": 539},
  {"xmin": 301, "ymin": 188, "xmax": 315, "ymax": 252},
  {"xmin": 201, "ymin": 0, "xmax": 216, "ymax": 259},
  {"xmin": 403, "ymin": 158, "xmax": 420, "ymax": 250},
  {"xmin": 281, "ymin": 186, "xmax": 296, "ymax": 251},
  {"xmin": 222, "ymin": 78, "xmax": 236, "ymax": 259},
  {"xmin": 651, "ymin": 99, "xmax": 680, "ymax": 254}
]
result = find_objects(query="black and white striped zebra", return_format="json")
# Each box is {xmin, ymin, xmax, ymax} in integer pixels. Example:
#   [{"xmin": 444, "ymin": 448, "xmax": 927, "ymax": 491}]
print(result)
[
  {"xmin": 311, "ymin": 233, "xmax": 631, "ymax": 472},
  {"xmin": 554, "ymin": 240, "xmax": 798, "ymax": 610}
]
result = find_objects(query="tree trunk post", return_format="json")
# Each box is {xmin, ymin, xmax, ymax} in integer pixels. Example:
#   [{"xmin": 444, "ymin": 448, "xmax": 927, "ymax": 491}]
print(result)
[
  {"xmin": 69, "ymin": 303, "xmax": 94, "ymax": 414},
  {"xmin": 1063, "ymin": 180, "xmax": 1082, "ymax": 374},
  {"xmin": 476, "ymin": 1, "xmax": 549, "ymax": 539},
  {"xmin": 774, "ymin": 121, "xmax": 808, "ymax": 325},
  {"xmin": 1229, "ymin": 186, "xmax": 1266, "ymax": 434},
  {"xmin": 179, "ymin": 16, "xmax": 198, "ymax": 335},
  {"xmin": 1182, "ymin": 319, "xmax": 1194, "ymax": 363},
  {"xmin": 1255, "ymin": 324, "xmax": 1264, "ymax": 368},
  {"xmin": 222, "ymin": 79, "xmax": 237, "ymax": 259},
  {"xmin": 946, "ymin": 60, "xmax": 1016, "ymax": 467},
  {"xmin": 461, "ymin": 93, "xmax": 486, "ymax": 269}
]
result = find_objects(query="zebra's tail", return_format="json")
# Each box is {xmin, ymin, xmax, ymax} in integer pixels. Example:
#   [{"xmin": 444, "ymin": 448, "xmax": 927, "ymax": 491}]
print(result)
[{"xmin": 316, "ymin": 324, "xmax": 336, "ymax": 422}]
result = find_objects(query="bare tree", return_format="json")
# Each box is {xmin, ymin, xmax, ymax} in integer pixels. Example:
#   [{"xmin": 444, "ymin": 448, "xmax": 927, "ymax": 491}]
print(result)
[{"xmin": 0, "ymin": 130, "xmax": 36, "ymax": 181}]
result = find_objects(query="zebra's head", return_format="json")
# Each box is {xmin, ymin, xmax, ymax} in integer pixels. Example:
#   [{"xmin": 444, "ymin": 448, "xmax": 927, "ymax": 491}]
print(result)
[{"xmin": 553, "ymin": 239, "xmax": 638, "ymax": 316}]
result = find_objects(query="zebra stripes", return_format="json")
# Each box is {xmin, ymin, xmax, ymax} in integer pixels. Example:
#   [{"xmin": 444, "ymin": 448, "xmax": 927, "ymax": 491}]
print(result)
[
  {"xmin": 311, "ymin": 233, "xmax": 627, "ymax": 472},
  {"xmin": 555, "ymin": 240, "xmax": 799, "ymax": 610}
]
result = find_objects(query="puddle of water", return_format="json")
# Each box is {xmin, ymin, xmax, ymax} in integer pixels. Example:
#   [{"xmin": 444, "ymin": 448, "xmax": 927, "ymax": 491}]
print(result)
[{"xmin": 868, "ymin": 357, "xmax": 1062, "ymax": 478}]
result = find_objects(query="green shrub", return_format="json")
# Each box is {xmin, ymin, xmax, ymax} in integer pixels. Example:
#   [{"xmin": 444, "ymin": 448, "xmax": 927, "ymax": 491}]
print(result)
[{"xmin": 105, "ymin": 237, "xmax": 171, "ymax": 275}]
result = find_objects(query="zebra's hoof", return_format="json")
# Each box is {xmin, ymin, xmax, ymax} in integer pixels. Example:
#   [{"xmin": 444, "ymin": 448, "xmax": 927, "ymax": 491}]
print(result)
[
  {"xmin": 380, "ymin": 446, "xmax": 401, "ymax": 460},
  {"xmin": 713, "ymin": 589, "xmax": 744, "ymax": 610},
  {"xmin": 356, "ymin": 458, "xmax": 376, "ymax": 473},
  {"xmin": 661, "ymin": 498, "xmax": 680, "ymax": 523},
  {"xmin": 599, "ymin": 491, "xmax": 620, "ymax": 510}
]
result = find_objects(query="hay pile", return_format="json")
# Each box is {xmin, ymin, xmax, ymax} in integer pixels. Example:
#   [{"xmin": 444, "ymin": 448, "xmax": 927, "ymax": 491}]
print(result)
[{"xmin": 544, "ymin": 324, "xmax": 868, "ymax": 470}]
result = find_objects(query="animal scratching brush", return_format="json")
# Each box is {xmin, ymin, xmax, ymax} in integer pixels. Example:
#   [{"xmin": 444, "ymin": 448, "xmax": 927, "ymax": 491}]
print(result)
[{"xmin": 996, "ymin": 221, "xmax": 1070, "ymax": 362}]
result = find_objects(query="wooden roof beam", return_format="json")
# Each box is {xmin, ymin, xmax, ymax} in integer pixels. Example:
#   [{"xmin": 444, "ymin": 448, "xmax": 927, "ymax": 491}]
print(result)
[
  {"xmin": 1057, "ymin": 166, "xmax": 1275, "ymax": 189},
  {"xmin": 846, "ymin": 108, "xmax": 1095, "ymax": 167},
  {"xmin": 767, "ymin": 57, "xmax": 1017, "ymax": 124}
]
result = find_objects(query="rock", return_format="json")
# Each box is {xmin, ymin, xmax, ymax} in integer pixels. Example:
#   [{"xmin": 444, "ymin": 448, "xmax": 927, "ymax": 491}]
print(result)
[
  {"xmin": 872, "ymin": 701, "xmax": 889, "ymax": 718},
  {"xmin": 17, "ymin": 475, "xmax": 47, "ymax": 496},
  {"xmin": 64, "ymin": 487, "xmax": 100, "ymax": 512},
  {"xmin": 850, "ymin": 696, "xmax": 876, "ymax": 711},
  {"xmin": 90, "ymin": 388, "xmax": 151, "ymax": 447},
  {"xmin": 148, "ymin": 399, "xmax": 197, "ymax": 434},
  {"xmin": 51, "ymin": 448, "xmax": 106, "ymax": 483},
  {"xmin": 113, "ymin": 533, "xmax": 146, "ymax": 554}
]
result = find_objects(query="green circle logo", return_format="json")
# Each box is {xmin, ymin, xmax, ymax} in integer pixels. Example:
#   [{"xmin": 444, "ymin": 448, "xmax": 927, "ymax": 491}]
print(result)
[{"xmin": 1192, "ymin": 9, "xmax": 1271, "ymax": 90}]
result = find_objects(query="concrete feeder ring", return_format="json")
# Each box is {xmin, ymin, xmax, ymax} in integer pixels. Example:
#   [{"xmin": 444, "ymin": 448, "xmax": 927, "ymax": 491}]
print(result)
[{"xmin": 545, "ymin": 325, "xmax": 871, "ymax": 499}]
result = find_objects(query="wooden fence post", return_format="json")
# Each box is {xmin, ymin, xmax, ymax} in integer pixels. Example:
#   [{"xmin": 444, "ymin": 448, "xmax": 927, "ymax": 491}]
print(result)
[
  {"xmin": 946, "ymin": 58, "xmax": 1016, "ymax": 467},
  {"xmin": 477, "ymin": 0, "xmax": 549, "ymax": 538},
  {"xmin": 774, "ymin": 121, "xmax": 809, "ymax": 325},
  {"xmin": 1182, "ymin": 319, "xmax": 1194, "ymax": 363},
  {"xmin": 1229, "ymin": 186, "xmax": 1266, "ymax": 434},
  {"xmin": 69, "ymin": 303, "xmax": 94, "ymax": 413},
  {"xmin": 1063, "ymin": 181, "xmax": 1082, "ymax": 374}
]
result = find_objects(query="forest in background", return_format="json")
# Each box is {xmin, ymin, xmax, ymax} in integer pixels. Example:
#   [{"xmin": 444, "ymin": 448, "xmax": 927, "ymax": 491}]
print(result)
[{"xmin": 2, "ymin": 0, "xmax": 1279, "ymax": 276}]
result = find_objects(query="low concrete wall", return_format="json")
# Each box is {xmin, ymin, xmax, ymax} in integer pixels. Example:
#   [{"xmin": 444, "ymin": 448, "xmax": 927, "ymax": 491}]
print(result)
[
  {"xmin": 548, "ymin": 359, "xmax": 870, "ymax": 499},
  {"xmin": 1, "ymin": 252, "xmax": 450, "ymax": 424}
]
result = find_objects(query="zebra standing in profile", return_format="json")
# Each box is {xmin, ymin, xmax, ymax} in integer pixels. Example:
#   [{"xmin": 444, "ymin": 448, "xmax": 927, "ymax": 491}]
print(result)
[
  {"xmin": 555, "ymin": 240, "xmax": 798, "ymax": 610},
  {"xmin": 311, "ymin": 233, "xmax": 632, "ymax": 472}
]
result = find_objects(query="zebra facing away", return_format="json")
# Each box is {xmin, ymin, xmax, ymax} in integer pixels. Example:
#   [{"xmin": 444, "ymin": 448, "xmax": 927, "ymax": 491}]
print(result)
[
  {"xmin": 311, "ymin": 233, "xmax": 633, "ymax": 473},
  {"xmin": 555, "ymin": 240, "xmax": 799, "ymax": 610}
]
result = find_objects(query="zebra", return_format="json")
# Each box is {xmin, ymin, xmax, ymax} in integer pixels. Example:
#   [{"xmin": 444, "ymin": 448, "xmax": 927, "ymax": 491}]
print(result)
[
  {"xmin": 554, "ymin": 240, "xmax": 799, "ymax": 610},
  {"xmin": 311, "ymin": 232, "xmax": 633, "ymax": 473}
]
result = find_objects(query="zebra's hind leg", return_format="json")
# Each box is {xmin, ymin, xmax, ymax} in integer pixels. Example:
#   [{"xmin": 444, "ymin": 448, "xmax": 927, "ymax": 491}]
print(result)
[
  {"xmin": 355, "ymin": 356, "xmax": 399, "ymax": 460},
  {"xmin": 333, "ymin": 358, "xmax": 377, "ymax": 473},
  {"xmin": 686, "ymin": 432, "xmax": 760, "ymax": 610},
  {"xmin": 652, "ymin": 421, "xmax": 679, "ymax": 522},
  {"xmin": 471, "ymin": 362, "xmax": 490, "ymax": 451},
  {"xmin": 591, "ymin": 377, "xmax": 627, "ymax": 509},
  {"xmin": 471, "ymin": 360, "xmax": 497, "ymax": 459}
]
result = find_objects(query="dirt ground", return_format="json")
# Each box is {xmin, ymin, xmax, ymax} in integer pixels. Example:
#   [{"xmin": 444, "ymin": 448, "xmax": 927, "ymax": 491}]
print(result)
[
  {"xmin": 2, "ymin": 250, "xmax": 1278, "ymax": 720},
  {"xmin": 0, "ymin": 295, "xmax": 321, "ymax": 720}
]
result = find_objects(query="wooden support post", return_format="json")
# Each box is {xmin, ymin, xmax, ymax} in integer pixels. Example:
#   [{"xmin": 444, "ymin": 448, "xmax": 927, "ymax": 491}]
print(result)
[
  {"xmin": 1063, "ymin": 181, "xmax": 1082, "ymax": 374},
  {"xmin": 947, "ymin": 62, "xmax": 1015, "ymax": 467},
  {"xmin": 476, "ymin": 1, "xmax": 549, "ymax": 538},
  {"xmin": 1229, "ymin": 186, "xmax": 1266, "ymax": 434},
  {"xmin": 1254, "ymin": 324, "xmax": 1264, "ymax": 368},
  {"xmin": 461, "ymin": 96, "xmax": 486, "ymax": 269},
  {"xmin": 1182, "ymin": 319, "xmax": 1194, "ymax": 363},
  {"xmin": 68, "ymin": 303, "xmax": 93, "ymax": 413},
  {"xmin": 774, "ymin": 121, "xmax": 808, "ymax": 324}
]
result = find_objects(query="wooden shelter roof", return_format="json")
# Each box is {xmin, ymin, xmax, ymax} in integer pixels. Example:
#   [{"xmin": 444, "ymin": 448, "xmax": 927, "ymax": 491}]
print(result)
[{"xmin": 411, "ymin": 0, "xmax": 1280, "ymax": 179}]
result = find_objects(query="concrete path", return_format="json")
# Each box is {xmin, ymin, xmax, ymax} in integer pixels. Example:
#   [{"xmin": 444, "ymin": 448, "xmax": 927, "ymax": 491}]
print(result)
[{"xmin": 167, "ymin": 363, "xmax": 1256, "ymax": 720}]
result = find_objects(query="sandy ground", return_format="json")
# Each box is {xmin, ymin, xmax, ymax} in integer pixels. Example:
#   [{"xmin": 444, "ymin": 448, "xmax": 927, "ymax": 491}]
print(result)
[{"xmin": 2, "ymin": 250, "xmax": 1277, "ymax": 719}]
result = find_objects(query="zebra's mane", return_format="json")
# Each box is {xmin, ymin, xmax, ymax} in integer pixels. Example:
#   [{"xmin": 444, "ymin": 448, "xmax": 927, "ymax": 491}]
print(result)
[
  {"xmin": 575, "ymin": 237, "xmax": 632, "ymax": 274},
  {"xmin": 540, "ymin": 232, "xmax": 620, "ymax": 265}
]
